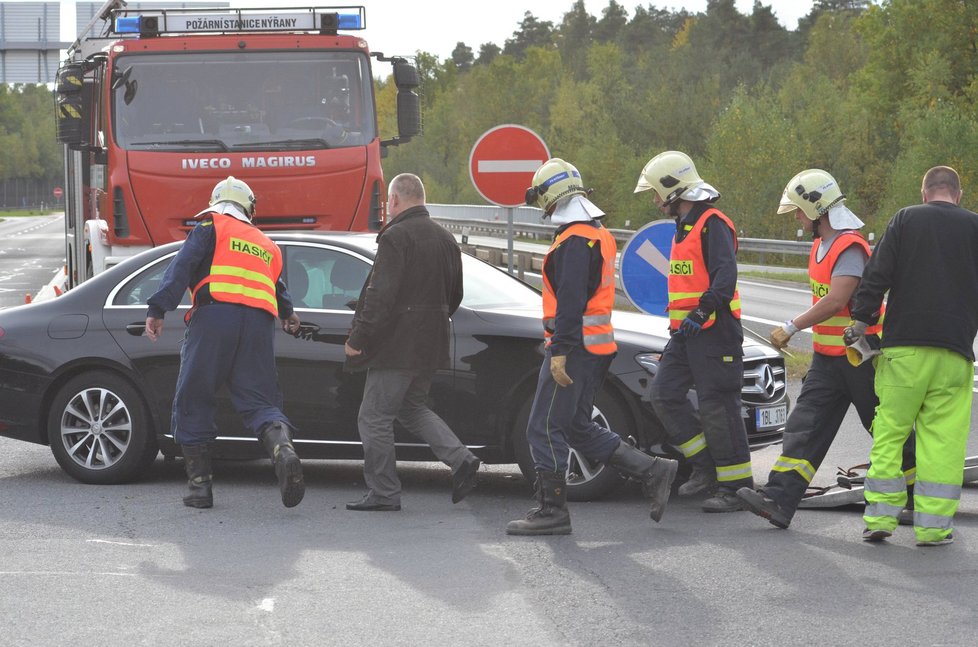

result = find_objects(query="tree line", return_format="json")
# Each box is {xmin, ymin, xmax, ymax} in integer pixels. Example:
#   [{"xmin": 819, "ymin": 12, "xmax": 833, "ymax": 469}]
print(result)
[
  {"xmin": 378, "ymin": 0, "xmax": 978, "ymax": 239},
  {"xmin": 0, "ymin": 84, "xmax": 61, "ymax": 208},
  {"xmin": 4, "ymin": 0, "xmax": 975, "ymax": 236}
]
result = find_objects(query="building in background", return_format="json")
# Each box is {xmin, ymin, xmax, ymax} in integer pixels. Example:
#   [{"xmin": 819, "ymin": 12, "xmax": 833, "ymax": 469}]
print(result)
[{"xmin": 0, "ymin": 2, "xmax": 227, "ymax": 84}]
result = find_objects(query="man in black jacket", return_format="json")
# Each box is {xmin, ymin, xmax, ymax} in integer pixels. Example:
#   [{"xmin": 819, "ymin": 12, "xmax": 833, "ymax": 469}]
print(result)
[
  {"xmin": 848, "ymin": 165, "xmax": 978, "ymax": 547},
  {"xmin": 343, "ymin": 173, "xmax": 480, "ymax": 511}
]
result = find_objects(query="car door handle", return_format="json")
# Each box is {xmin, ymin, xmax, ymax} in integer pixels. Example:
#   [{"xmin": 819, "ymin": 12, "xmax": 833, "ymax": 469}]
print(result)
[{"xmin": 126, "ymin": 323, "xmax": 145, "ymax": 336}]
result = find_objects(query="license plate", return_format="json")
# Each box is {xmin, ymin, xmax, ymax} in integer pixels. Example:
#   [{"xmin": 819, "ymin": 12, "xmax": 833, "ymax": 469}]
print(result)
[{"xmin": 756, "ymin": 404, "xmax": 787, "ymax": 428}]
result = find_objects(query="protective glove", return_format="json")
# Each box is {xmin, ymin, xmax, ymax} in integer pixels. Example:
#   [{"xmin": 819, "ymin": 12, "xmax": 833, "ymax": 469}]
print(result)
[
  {"xmin": 678, "ymin": 308, "xmax": 710, "ymax": 338},
  {"xmin": 842, "ymin": 320, "xmax": 868, "ymax": 347},
  {"xmin": 550, "ymin": 354, "xmax": 574, "ymax": 387},
  {"xmin": 769, "ymin": 320, "xmax": 798, "ymax": 350}
]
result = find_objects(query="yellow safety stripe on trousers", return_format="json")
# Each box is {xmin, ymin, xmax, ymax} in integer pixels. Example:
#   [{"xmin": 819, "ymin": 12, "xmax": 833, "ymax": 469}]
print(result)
[
  {"xmin": 915, "ymin": 480, "xmax": 960, "ymax": 500},
  {"xmin": 716, "ymin": 461, "xmax": 753, "ymax": 482},
  {"xmin": 865, "ymin": 502, "xmax": 903, "ymax": 518},
  {"xmin": 865, "ymin": 476, "xmax": 906, "ymax": 493},
  {"xmin": 903, "ymin": 466, "xmax": 917, "ymax": 485},
  {"xmin": 913, "ymin": 511, "xmax": 954, "ymax": 530},
  {"xmin": 771, "ymin": 455, "xmax": 816, "ymax": 483},
  {"xmin": 677, "ymin": 434, "xmax": 707, "ymax": 458},
  {"xmin": 210, "ymin": 264, "xmax": 276, "ymax": 290},
  {"xmin": 207, "ymin": 281, "xmax": 278, "ymax": 309}
]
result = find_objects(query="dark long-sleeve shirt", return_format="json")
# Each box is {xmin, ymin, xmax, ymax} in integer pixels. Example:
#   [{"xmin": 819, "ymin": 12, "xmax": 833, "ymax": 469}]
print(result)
[
  {"xmin": 146, "ymin": 218, "xmax": 294, "ymax": 320},
  {"xmin": 851, "ymin": 200, "xmax": 978, "ymax": 361},
  {"xmin": 543, "ymin": 220, "xmax": 605, "ymax": 356}
]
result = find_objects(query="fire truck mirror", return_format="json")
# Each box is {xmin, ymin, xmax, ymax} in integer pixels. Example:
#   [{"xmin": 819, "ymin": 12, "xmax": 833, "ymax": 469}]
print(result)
[
  {"xmin": 393, "ymin": 62, "xmax": 419, "ymax": 90},
  {"xmin": 111, "ymin": 66, "xmax": 132, "ymax": 91},
  {"xmin": 396, "ymin": 90, "xmax": 421, "ymax": 139}
]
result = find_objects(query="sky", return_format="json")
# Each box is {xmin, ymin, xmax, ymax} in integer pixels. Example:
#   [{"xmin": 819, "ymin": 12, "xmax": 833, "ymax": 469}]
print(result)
[{"xmin": 53, "ymin": 1, "xmax": 816, "ymax": 60}]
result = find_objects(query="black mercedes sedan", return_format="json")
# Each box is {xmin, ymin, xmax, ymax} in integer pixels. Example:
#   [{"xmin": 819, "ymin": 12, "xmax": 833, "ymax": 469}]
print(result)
[{"xmin": 0, "ymin": 232, "xmax": 787, "ymax": 500}]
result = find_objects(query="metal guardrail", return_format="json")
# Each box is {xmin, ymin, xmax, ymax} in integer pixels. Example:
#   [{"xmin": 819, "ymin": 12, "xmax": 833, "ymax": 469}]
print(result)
[{"xmin": 430, "ymin": 215, "xmax": 812, "ymax": 257}]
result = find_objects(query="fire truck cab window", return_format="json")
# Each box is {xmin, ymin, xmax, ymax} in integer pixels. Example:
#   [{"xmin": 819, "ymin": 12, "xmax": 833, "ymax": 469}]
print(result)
[{"xmin": 112, "ymin": 52, "xmax": 374, "ymax": 151}]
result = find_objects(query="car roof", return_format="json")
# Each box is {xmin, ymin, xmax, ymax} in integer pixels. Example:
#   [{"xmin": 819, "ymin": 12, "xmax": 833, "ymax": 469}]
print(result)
[{"xmin": 269, "ymin": 231, "xmax": 378, "ymax": 255}]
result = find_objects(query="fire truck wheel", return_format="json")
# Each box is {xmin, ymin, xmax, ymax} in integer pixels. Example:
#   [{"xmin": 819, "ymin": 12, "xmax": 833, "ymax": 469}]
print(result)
[{"xmin": 47, "ymin": 371, "xmax": 159, "ymax": 484}]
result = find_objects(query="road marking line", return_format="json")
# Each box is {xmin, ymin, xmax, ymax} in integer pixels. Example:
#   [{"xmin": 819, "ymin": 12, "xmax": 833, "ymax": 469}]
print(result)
[{"xmin": 87, "ymin": 539, "xmax": 156, "ymax": 547}]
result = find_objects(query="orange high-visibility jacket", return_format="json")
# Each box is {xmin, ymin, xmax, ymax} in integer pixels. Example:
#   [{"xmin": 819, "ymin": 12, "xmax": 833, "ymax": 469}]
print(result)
[
  {"xmin": 192, "ymin": 213, "xmax": 283, "ymax": 318},
  {"xmin": 809, "ymin": 231, "xmax": 883, "ymax": 356},
  {"xmin": 542, "ymin": 222, "xmax": 617, "ymax": 355},
  {"xmin": 667, "ymin": 208, "xmax": 741, "ymax": 331}
]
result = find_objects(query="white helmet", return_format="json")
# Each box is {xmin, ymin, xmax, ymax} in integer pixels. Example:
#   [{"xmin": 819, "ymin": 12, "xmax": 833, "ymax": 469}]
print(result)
[
  {"xmin": 525, "ymin": 158, "xmax": 588, "ymax": 215},
  {"xmin": 778, "ymin": 169, "xmax": 863, "ymax": 229},
  {"xmin": 209, "ymin": 176, "xmax": 256, "ymax": 218},
  {"xmin": 634, "ymin": 151, "xmax": 719, "ymax": 204}
]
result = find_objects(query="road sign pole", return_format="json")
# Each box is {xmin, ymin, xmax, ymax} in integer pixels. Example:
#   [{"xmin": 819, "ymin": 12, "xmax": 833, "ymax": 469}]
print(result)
[{"xmin": 506, "ymin": 207, "xmax": 514, "ymax": 274}]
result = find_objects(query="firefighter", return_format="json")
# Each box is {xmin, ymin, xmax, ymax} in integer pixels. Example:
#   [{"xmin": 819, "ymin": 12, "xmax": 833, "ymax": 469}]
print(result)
[
  {"xmin": 635, "ymin": 151, "xmax": 753, "ymax": 513},
  {"xmin": 736, "ymin": 169, "xmax": 916, "ymax": 528},
  {"xmin": 145, "ymin": 176, "xmax": 304, "ymax": 510},
  {"xmin": 506, "ymin": 159, "xmax": 679, "ymax": 535}
]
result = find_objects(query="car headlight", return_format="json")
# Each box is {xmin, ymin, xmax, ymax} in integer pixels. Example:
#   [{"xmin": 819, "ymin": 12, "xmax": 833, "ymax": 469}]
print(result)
[{"xmin": 634, "ymin": 352, "xmax": 661, "ymax": 375}]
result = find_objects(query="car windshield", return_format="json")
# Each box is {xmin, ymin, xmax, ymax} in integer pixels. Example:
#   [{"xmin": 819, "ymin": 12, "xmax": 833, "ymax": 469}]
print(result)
[
  {"xmin": 112, "ymin": 51, "xmax": 374, "ymax": 151},
  {"xmin": 460, "ymin": 254, "xmax": 541, "ymax": 310}
]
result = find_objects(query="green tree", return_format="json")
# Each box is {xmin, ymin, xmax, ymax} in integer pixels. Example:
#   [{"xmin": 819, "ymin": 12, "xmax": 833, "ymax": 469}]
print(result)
[{"xmin": 502, "ymin": 12, "xmax": 555, "ymax": 59}]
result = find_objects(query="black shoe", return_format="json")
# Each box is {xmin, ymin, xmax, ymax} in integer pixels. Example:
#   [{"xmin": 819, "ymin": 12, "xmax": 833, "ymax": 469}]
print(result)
[
  {"xmin": 898, "ymin": 508, "xmax": 914, "ymax": 526},
  {"xmin": 862, "ymin": 527, "xmax": 892, "ymax": 542},
  {"xmin": 916, "ymin": 533, "xmax": 953, "ymax": 547},
  {"xmin": 452, "ymin": 456, "xmax": 481, "ymax": 504},
  {"xmin": 346, "ymin": 495, "xmax": 401, "ymax": 512},
  {"xmin": 736, "ymin": 487, "xmax": 791, "ymax": 529},
  {"xmin": 678, "ymin": 466, "xmax": 717, "ymax": 496},
  {"xmin": 702, "ymin": 491, "xmax": 745, "ymax": 513}
]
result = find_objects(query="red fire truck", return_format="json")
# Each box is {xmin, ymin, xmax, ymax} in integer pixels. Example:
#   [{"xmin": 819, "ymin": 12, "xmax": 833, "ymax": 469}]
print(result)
[{"xmin": 54, "ymin": 2, "xmax": 420, "ymax": 288}]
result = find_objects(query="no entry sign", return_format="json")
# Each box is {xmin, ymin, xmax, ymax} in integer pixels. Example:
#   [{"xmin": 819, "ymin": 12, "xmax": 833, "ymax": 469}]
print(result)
[{"xmin": 469, "ymin": 124, "xmax": 550, "ymax": 207}]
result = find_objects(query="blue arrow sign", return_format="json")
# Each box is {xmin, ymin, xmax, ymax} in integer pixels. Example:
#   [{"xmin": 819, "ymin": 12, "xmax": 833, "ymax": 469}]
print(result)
[{"xmin": 619, "ymin": 219, "xmax": 675, "ymax": 316}]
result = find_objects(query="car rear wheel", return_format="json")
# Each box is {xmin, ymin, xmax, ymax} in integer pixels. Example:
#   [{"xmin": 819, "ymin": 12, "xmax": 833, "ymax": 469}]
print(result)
[
  {"xmin": 47, "ymin": 371, "xmax": 158, "ymax": 484},
  {"xmin": 512, "ymin": 385, "xmax": 633, "ymax": 502}
]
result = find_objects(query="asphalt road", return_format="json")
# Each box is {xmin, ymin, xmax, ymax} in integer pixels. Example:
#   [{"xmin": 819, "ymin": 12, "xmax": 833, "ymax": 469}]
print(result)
[
  {"xmin": 2, "ymin": 424, "xmax": 978, "ymax": 647},
  {"xmin": 3, "ymin": 215, "xmax": 978, "ymax": 645}
]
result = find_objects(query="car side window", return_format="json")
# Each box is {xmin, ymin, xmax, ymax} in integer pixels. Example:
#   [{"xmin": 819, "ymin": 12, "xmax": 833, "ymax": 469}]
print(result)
[
  {"xmin": 112, "ymin": 257, "xmax": 192, "ymax": 306},
  {"xmin": 283, "ymin": 245, "xmax": 370, "ymax": 310}
]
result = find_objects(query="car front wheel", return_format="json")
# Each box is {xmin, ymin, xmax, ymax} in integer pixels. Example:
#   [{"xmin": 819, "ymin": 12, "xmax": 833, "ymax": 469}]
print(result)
[
  {"xmin": 512, "ymin": 386, "xmax": 634, "ymax": 502},
  {"xmin": 47, "ymin": 371, "xmax": 158, "ymax": 484}
]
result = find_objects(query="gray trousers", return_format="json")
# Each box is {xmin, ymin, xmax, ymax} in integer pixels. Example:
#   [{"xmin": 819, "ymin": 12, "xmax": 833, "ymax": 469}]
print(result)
[{"xmin": 357, "ymin": 367, "xmax": 472, "ymax": 504}]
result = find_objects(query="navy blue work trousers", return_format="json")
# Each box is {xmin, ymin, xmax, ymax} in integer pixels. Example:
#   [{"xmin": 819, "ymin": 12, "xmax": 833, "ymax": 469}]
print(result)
[
  {"xmin": 171, "ymin": 303, "xmax": 290, "ymax": 444},
  {"xmin": 527, "ymin": 347, "xmax": 623, "ymax": 474},
  {"xmin": 650, "ymin": 332, "xmax": 753, "ymax": 492}
]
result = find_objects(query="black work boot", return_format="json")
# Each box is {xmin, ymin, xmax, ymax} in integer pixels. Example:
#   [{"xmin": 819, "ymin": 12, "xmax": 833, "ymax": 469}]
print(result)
[
  {"xmin": 506, "ymin": 471, "xmax": 572, "ymax": 536},
  {"xmin": 608, "ymin": 442, "xmax": 679, "ymax": 522},
  {"xmin": 259, "ymin": 421, "xmax": 305, "ymax": 508},
  {"xmin": 678, "ymin": 465, "xmax": 717, "ymax": 496},
  {"xmin": 181, "ymin": 443, "xmax": 213, "ymax": 509},
  {"xmin": 736, "ymin": 487, "xmax": 791, "ymax": 528}
]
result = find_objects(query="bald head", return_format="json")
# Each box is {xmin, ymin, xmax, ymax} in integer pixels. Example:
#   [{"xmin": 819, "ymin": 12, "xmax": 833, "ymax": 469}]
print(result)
[
  {"xmin": 921, "ymin": 166, "xmax": 962, "ymax": 205},
  {"xmin": 388, "ymin": 173, "xmax": 426, "ymax": 218}
]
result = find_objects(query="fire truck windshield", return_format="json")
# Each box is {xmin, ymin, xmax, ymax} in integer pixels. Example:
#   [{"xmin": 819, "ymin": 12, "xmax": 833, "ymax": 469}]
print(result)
[{"xmin": 112, "ymin": 51, "xmax": 374, "ymax": 152}]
